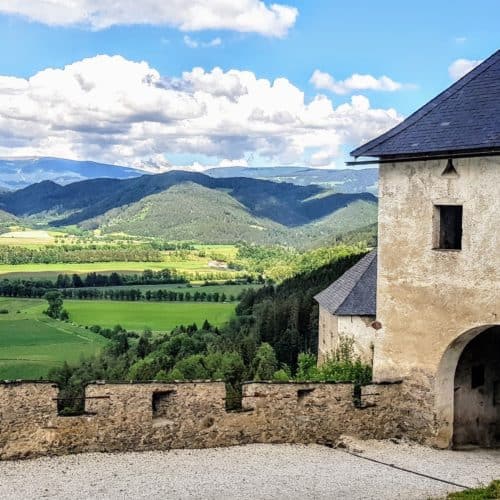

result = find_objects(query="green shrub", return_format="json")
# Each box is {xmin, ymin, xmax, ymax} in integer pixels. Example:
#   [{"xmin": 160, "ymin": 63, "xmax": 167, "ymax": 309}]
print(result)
[
  {"xmin": 295, "ymin": 337, "xmax": 372, "ymax": 384},
  {"xmin": 253, "ymin": 343, "xmax": 278, "ymax": 381},
  {"xmin": 0, "ymin": 308, "xmax": 8, "ymax": 314},
  {"xmin": 447, "ymin": 480, "xmax": 500, "ymax": 499},
  {"xmin": 272, "ymin": 369, "xmax": 290, "ymax": 381}
]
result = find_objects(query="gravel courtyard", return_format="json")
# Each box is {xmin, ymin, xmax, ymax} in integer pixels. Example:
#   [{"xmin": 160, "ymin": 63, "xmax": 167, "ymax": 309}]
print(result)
[{"xmin": 0, "ymin": 441, "xmax": 498, "ymax": 499}]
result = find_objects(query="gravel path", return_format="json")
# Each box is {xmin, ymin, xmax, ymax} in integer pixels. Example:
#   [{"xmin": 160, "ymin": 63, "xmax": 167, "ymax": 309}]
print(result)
[{"xmin": 0, "ymin": 441, "xmax": 498, "ymax": 499}]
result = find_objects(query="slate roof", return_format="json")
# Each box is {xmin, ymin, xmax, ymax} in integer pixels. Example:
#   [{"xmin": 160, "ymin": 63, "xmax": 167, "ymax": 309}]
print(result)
[
  {"xmin": 351, "ymin": 50, "xmax": 500, "ymax": 158},
  {"xmin": 314, "ymin": 251, "xmax": 377, "ymax": 316}
]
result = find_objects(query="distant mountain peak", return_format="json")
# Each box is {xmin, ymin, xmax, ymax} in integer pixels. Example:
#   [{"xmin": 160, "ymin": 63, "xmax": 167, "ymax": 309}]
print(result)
[{"xmin": 0, "ymin": 157, "xmax": 143, "ymax": 190}]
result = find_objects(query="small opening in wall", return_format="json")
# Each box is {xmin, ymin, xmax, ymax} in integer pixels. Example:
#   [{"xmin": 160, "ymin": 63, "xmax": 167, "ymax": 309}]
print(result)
[
  {"xmin": 471, "ymin": 365, "xmax": 485, "ymax": 389},
  {"xmin": 434, "ymin": 205, "xmax": 462, "ymax": 250},
  {"xmin": 152, "ymin": 390, "xmax": 176, "ymax": 419},
  {"xmin": 297, "ymin": 388, "xmax": 315, "ymax": 404}
]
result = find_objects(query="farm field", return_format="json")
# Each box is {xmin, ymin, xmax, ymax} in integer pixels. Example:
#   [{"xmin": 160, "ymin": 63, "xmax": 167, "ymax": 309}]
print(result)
[
  {"xmin": 0, "ymin": 299, "xmax": 108, "ymax": 379},
  {"xmin": 0, "ymin": 260, "xmax": 240, "ymax": 280},
  {"xmin": 0, "ymin": 296, "xmax": 236, "ymax": 379},
  {"xmin": 191, "ymin": 244, "xmax": 238, "ymax": 259},
  {"xmin": 63, "ymin": 300, "xmax": 235, "ymax": 331}
]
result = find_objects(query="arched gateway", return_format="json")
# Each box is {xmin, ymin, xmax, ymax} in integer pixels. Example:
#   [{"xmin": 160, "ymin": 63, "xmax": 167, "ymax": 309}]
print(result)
[{"xmin": 436, "ymin": 325, "xmax": 500, "ymax": 448}]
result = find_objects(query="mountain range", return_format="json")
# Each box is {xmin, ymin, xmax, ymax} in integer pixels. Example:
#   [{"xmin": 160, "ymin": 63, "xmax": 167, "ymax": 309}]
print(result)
[
  {"xmin": 0, "ymin": 157, "xmax": 378, "ymax": 194},
  {"xmin": 0, "ymin": 170, "xmax": 378, "ymax": 247},
  {"xmin": 205, "ymin": 166, "xmax": 378, "ymax": 193},
  {"xmin": 0, "ymin": 157, "xmax": 142, "ymax": 190}
]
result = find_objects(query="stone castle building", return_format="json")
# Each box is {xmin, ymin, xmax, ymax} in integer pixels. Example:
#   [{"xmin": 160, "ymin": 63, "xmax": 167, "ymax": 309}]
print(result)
[{"xmin": 315, "ymin": 50, "xmax": 500, "ymax": 448}]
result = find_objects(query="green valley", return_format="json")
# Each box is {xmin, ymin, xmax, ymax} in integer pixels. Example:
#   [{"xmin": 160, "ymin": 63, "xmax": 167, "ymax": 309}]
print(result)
[{"xmin": 0, "ymin": 298, "xmax": 108, "ymax": 379}]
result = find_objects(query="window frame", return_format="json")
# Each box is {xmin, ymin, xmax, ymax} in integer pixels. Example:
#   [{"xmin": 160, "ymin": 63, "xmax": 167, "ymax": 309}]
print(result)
[{"xmin": 432, "ymin": 204, "xmax": 463, "ymax": 251}]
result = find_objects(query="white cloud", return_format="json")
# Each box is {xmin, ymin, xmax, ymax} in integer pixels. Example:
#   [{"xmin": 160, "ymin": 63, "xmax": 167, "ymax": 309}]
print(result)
[
  {"xmin": 454, "ymin": 36, "xmax": 467, "ymax": 44},
  {"xmin": 206, "ymin": 37, "xmax": 222, "ymax": 47},
  {"xmin": 448, "ymin": 58, "xmax": 483, "ymax": 81},
  {"xmin": 183, "ymin": 35, "xmax": 199, "ymax": 48},
  {"xmin": 183, "ymin": 35, "xmax": 222, "ymax": 49},
  {"xmin": 0, "ymin": 0, "xmax": 298, "ymax": 37},
  {"xmin": 0, "ymin": 55, "xmax": 402, "ymax": 169},
  {"xmin": 310, "ymin": 69, "xmax": 410, "ymax": 95}
]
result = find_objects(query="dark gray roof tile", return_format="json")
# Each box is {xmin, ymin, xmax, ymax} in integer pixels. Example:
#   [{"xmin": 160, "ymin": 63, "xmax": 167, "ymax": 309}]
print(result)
[
  {"xmin": 314, "ymin": 251, "xmax": 377, "ymax": 316},
  {"xmin": 351, "ymin": 50, "xmax": 500, "ymax": 158}
]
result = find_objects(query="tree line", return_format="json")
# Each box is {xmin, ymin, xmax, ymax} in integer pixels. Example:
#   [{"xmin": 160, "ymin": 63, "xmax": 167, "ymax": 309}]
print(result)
[
  {"xmin": 0, "ymin": 245, "xmax": 163, "ymax": 264},
  {"xmin": 60, "ymin": 288, "xmax": 236, "ymax": 302}
]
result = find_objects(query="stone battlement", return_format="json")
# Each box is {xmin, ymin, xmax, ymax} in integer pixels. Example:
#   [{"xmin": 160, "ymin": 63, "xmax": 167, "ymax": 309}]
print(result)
[{"xmin": 0, "ymin": 380, "xmax": 434, "ymax": 459}]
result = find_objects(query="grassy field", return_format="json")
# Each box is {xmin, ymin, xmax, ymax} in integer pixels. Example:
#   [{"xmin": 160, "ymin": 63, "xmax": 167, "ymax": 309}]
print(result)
[
  {"xmin": 192, "ymin": 244, "xmax": 238, "ymax": 259},
  {"xmin": 0, "ymin": 299, "xmax": 108, "ymax": 379},
  {"xmin": 63, "ymin": 300, "xmax": 235, "ymax": 331},
  {"xmin": 0, "ymin": 261, "xmax": 242, "ymax": 280},
  {"xmin": 0, "ymin": 295, "xmax": 236, "ymax": 379}
]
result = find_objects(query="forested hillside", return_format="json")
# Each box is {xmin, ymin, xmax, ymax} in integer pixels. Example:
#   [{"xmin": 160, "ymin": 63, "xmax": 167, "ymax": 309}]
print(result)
[
  {"xmin": 206, "ymin": 166, "xmax": 378, "ymax": 193},
  {"xmin": 0, "ymin": 171, "xmax": 377, "ymax": 247}
]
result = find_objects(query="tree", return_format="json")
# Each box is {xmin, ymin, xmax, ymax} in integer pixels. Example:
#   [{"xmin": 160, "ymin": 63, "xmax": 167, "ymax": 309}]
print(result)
[
  {"xmin": 253, "ymin": 343, "xmax": 278, "ymax": 381},
  {"xmin": 44, "ymin": 291, "xmax": 64, "ymax": 319},
  {"xmin": 71, "ymin": 274, "xmax": 84, "ymax": 288},
  {"xmin": 109, "ymin": 272, "xmax": 123, "ymax": 286}
]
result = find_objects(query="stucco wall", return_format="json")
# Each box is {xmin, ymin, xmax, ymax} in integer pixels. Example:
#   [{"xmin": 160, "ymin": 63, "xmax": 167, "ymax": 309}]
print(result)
[
  {"xmin": 318, "ymin": 307, "xmax": 376, "ymax": 365},
  {"xmin": 0, "ymin": 380, "xmax": 433, "ymax": 460},
  {"xmin": 376, "ymin": 156, "xmax": 500, "ymax": 380},
  {"xmin": 375, "ymin": 156, "xmax": 500, "ymax": 446}
]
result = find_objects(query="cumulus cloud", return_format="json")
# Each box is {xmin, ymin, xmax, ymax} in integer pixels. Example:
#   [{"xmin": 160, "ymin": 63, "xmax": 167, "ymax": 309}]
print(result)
[
  {"xmin": 0, "ymin": 0, "xmax": 298, "ymax": 37},
  {"xmin": 0, "ymin": 55, "xmax": 402, "ymax": 168},
  {"xmin": 310, "ymin": 70, "xmax": 410, "ymax": 95},
  {"xmin": 448, "ymin": 58, "xmax": 483, "ymax": 81}
]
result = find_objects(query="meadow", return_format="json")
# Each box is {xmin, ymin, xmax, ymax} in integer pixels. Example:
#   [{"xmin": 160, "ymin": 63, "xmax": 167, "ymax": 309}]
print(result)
[
  {"xmin": 0, "ymin": 295, "xmax": 236, "ymax": 379},
  {"xmin": 0, "ymin": 260, "xmax": 241, "ymax": 280},
  {"xmin": 0, "ymin": 299, "xmax": 108, "ymax": 379},
  {"xmin": 0, "ymin": 240, "xmax": 243, "ymax": 379},
  {"xmin": 63, "ymin": 300, "xmax": 235, "ymax": 331}
]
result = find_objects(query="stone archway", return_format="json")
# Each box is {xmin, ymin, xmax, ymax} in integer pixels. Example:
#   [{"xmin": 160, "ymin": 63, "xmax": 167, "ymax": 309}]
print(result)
[
  {"xmin": 453, "ymin": 326, "xmax": 500, "ymax": 447},
  {"xmin": 434, "ymin": 325, "xmax": 500, "ymax": 448}
]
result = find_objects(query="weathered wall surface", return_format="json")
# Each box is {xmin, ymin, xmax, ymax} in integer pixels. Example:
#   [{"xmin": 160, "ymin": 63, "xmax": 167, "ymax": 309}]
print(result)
[
  {"xmin": 376, "ymin": 156, "xmax": 500, "ymax": 380},
  {"xmin": 375, "ymin": 156, "xmax": 500, "ymax": 446},
  {"xmin": 0, "ymin": 380, "xmax": 434, "ymax": 460},
  {"xmin": 318, "ymin": 307, "xmax": 376, "ymax": 365}
]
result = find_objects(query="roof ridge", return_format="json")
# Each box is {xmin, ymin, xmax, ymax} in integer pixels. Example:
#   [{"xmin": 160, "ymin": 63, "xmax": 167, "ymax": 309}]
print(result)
[{"xmin": 351, "ymin": 49, "xmax": 500, "ymax": 157}]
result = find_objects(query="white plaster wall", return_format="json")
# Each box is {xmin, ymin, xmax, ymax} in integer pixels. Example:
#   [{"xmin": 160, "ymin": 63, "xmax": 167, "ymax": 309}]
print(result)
[
  {"xmin": 375, "ymin": 156, "xmax": 500, "ymax": 382},
  {"xmin": 318, "ymin": 307, "xmax": 338, "ymax": 365},
  {"xmin": 318, "ymin": 307, "xmax": 375, "ymax": 365}
]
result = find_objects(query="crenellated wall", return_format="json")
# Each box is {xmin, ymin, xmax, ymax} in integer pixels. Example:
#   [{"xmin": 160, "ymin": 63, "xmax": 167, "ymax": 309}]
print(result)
[{"xmin": 0, "ymin": 380, "xmax": 435, "ymax": 460}]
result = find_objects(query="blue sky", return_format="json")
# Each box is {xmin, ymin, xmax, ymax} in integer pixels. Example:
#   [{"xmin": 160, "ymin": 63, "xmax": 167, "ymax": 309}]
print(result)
[{"xmin": 0, "ymin": 0, "xmax": 497, "ymax": 170}]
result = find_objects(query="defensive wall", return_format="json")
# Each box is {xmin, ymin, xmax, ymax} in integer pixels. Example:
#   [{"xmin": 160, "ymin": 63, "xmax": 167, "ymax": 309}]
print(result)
[{"xmin": 0, "ymin": 380, "xmax": 434, "ymax": 460}]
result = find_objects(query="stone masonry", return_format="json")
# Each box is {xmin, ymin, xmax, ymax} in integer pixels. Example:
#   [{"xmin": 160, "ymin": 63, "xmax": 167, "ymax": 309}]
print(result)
[{"xmin": 0, "ymin": 380, "xmax": 434, "ymax": 460}]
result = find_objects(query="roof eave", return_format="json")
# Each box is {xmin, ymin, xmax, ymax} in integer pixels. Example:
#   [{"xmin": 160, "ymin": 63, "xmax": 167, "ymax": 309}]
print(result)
[{"xmin": 346, "ymin": 147, "xmax": 500, "ymax": 166}]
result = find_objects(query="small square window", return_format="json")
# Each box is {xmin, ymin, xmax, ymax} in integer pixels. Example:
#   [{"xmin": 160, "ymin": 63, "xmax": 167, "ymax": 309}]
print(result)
[
  {"xmin": 152, "ymin": 390, "xmax": 176, "ymax": 419},
  {"xmin": 435, "ymin": 205, "xmax": 462, "ymax": 250}
]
